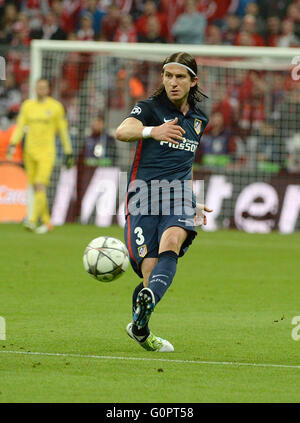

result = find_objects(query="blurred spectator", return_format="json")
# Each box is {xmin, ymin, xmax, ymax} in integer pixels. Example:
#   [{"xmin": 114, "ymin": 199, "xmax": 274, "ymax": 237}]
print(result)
[
  {"xmin": 67, "ymin": 30, "xmax": 77, "ymax": 41},
  {"xmin": 31, "ymin": 11, "xmax": 67, "ymax": 40},
  {"xmin": 238, "ymin": 71, "xmax": 266, "ymax": 136},
  {"xmin": 19, "ymin": 1, "xmax": 47, "ymax": 33},
  {"xmin": 0, "ymin": 2, "xmax": 18, "ymax": 43},
  {"xmin": 286, "ymin": 2, "xmax": 300, "ymax": 37},
  {"xmin": 106, "ymin": 0, "xmax": 148, "ymax": 18},
  {"xmin": 235, "ymin": 29, "xmax": 254, "ymax": 45},
  {"xmin": 11, "ymin": 18, "xmax": 31, "ymax": 46},
  {"xmin": 135, "ymin": 0, "xmax": 168, "ymax": 41},
  {"xmin": 205, "ymin": 24, "xmax": 222, "ymax": 44},
  {"xmin": 61, "ymin": 31, "xmax": 93, "ymax": 93},
  {"xmin": 0, "ymin": 74, "xmax": 21, "ymax": 122},
  {"xmin": 100, "ymin": 3, "xmax": 121, "ymax": 41},
  {"xmin": 77, "ymin": 12, "xmax": 95, "ymax": 40},
  {"xmin": 277, "ymin": 20, "xmax": 300, "ymax": 47},
  {"xmin": 222, "ymin": 14, "xmax": 241, "ymax": 44},
  {"xmin": 79, "ymin": 0, "xmax": 106, "ymax": 37},
  {"xmin": 50, "ymin": 0, "xmax": 77, "ymax": 34},
  {"xmin": 0, "ymin": 105, "xmax": 22, "ymax": 164},
  {"xmin": 51, "ymin": 0, "xmax": 64, "ymax": 19},
  {"xmin": 245, "ymin": 2, "xmax": 265, "ymax": 34},
  {"xmin": 26, "ymin": 9, "xmax": 43, "ymax": 32},
  {"xmin": 83, "ymin": 115, "xmax": 116, "ymax": 167},
  {"xmin": 64, "ymin": 95, "xmax": 79, "ymax": 129},
  {"xmin": 86, "ymin": 80, "xmax": 106, "ymax": 117},
  {"xmin": 256, "ymin": 122, "xmax": 282, "ymax": 172},
  {"xmin": 213, "ymin": 95, "xmax": 239, "ymax": 133},
  {"xmin": 114, "ymin": 13, "xmax": 137, "ymax": 43},
  {"xmin": 60, "ymin": 0, "xmax": 82, "ymax": 33},
  {"xmin": 160, "ymin": 0, "xmax": 186, "ymax": 41},
  {"xmin": 129, "ymin": 72, "xmax": 145, "ymax": 103},
  {"xmin": 108, "ymin": 66, "xmax": 145, "ymax": 110},
  {"xmin": 73, "ymin": 113, "xmax": 117, "ymax": 220},
  {"xmin": 236, "ymin": 0, "xmax": 257, "ymax": 18},
  {"xmin": 275, "ymin": 83, "xmax": 300, "ymax": 172},
  {"xmin": 0, "ymin": 0, "xmax": 5, "ymax": 21},
  {"xmin": 20, "ymin": 0, "xmax": 50, "ymax": 17},
  {"xmin": 294, "ymin": 0, "xmax": 300, "ymax": 17},
  {"xmin": 241, "ymin": 13, "xmax": 265, "ymax": 44},
  {"xmin": 138, "ymin": 15, "xmax": 167, "ymax": 43},
  {"xmin": 264, "ymin": 16, "xmax": 281, "ymax": 46},
  {"xmin": 270, "ymin": 72, "xmax": 285, "ymax": 118},
  {"xmin": 259, "ymin": 0, "xmax": 291, "ymax": 21},
  {"xmin": 120, "ymin": 0, "xmax": 146, "ymax": 21},
  {"xmin": 197, "ymin": 0, "xmax": 239, "ymax": 25},
  {"xmin": 234, "ymin": 14, "xmax": 265, "ymax": 45},
  {"xmin": 109, "ymin": 69, "xmax": 126, "ymax": 109},
  {"xmin": 196, "ymin": 111, "xmax": 236, "ymax": 168},
  {"xmin": 172, "ymin": 0, "xmax": 207, "ymax": 44},
  {"xmin": 6, "ymin": 43, "xmax": 30, "ymax": 86},
  {"xmin": 287, "ymin": 132, "xmax": 300, "ymax": 172}
]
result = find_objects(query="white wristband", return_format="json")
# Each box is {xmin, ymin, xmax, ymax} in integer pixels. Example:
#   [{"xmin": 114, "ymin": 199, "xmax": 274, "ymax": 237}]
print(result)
[{"xmin": 142, "ymin": 126, "xmax": 154, "ymax": 139}]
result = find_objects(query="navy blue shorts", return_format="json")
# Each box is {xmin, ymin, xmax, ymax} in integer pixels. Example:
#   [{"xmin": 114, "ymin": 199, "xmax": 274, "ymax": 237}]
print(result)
[{"xmin": 124, "ymin": 212, "xmax": 197, "ymax": 278}]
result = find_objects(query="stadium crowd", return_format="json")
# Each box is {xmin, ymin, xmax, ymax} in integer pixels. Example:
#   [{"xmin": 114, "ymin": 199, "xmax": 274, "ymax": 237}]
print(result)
[
  {"xmin": 2, "ymin": 0, "xmax": 300, "ymax": 46},
  {"xmin": 1, "ymin": 0, "xmax": 300, "ymax": 172}
]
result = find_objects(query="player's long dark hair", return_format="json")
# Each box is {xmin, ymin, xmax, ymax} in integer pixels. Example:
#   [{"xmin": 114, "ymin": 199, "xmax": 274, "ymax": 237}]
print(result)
[{"xmin": 152, "ymin": 52, "xmax": 208, "ymax": 108}]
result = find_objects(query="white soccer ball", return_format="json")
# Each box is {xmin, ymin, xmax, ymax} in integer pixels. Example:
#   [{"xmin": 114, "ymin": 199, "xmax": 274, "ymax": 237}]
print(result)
[{"xmin": 83, "ymin": 236, "xmax": 129, "ymax": 282}]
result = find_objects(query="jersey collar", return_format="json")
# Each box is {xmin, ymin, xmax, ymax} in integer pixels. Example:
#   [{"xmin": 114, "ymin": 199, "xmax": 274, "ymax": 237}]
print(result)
[{"xmin": 159, "ymin": 91, "xmax": 195, "ymax": 117}]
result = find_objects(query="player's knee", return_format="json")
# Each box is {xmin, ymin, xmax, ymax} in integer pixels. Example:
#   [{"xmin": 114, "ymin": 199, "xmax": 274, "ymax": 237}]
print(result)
[{"xmin": 162, "ymin": 234, "xmax": 181, "ymax": 252}]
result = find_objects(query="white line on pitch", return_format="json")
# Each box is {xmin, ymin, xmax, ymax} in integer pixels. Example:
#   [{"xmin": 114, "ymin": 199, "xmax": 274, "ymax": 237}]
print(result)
[{"xmin": 1, "ymin": 350, "xmax": 300, "ymax": 370}]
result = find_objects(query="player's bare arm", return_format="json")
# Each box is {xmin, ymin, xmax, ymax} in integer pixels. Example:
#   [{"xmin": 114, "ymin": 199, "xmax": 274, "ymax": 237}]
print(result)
[{"xmin": 116, "ymin": 116, "xmax": 185, "ymax": 145}]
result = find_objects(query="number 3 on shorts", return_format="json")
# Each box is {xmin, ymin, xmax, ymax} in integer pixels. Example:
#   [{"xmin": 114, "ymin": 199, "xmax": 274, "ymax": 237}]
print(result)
[{"xmin": 134, "ymin": 227, "xmax": 145, "ymax": 245}]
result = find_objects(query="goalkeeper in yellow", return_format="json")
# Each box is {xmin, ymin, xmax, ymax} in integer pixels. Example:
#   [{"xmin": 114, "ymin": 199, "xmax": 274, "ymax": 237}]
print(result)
[{"xmin": 7, "ymin": 78, "xmax": 74, "ymax": 234}]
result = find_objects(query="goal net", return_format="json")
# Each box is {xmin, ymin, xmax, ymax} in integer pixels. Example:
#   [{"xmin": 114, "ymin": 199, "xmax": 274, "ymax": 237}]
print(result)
[{"xmin": 30, "ymin": 41, "xmax": 300, "ymax": 233}]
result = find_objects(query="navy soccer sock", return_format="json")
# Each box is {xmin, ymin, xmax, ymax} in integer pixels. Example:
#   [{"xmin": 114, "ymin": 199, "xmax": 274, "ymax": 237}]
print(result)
[
  {"xmin": 148, "ymin": 251, "xmax": 178, "ymax": 305},
  {"xmin": 131, "ymin": 282, "xmax": 150, "ymax": 338}
]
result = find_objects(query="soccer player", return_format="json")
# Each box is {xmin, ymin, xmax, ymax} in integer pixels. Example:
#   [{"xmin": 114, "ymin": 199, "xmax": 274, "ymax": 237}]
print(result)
[
  {"xmin": 116, "ymin": 52, "xmax": 212, "ymax": 352},
  {"xmin": 7, "ymin": 78, "xmax": 74, "ymax": 234}
]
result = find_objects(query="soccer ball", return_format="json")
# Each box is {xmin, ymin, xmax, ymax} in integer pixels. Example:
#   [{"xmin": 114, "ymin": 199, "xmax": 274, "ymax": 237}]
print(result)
[{"xmin": 83, "ymin": 236, "xmax": 129, "ymax": 282}]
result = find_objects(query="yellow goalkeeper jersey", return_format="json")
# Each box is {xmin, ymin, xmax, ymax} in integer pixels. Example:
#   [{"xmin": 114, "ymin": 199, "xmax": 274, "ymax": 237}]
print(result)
[{"xmin": 10, "ymin": 97, "xmax": 72, "ymax": 156}]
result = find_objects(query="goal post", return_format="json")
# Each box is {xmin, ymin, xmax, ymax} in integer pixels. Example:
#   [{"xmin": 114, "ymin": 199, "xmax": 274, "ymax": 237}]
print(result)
[
  {"xmin": 29, "ymin": 40, "xmax": 300, "ymax": 233},
  {"xmin": 30, "ymin": 40, "xmax": 300, "ymax": 96}
]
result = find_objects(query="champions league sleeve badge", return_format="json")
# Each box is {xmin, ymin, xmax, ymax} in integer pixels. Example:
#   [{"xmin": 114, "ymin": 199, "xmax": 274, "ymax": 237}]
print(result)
[
  {"xmin": 131, "ymin": 105, "xmax": 142, "ymax": 115},
  {"xmin": 194, "ymin": 119, "xmax": 202, "ymax": 135}
]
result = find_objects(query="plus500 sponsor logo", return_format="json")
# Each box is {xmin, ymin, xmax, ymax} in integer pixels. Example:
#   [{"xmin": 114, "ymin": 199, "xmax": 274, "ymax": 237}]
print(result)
[{"xmin": 160, "ymin": 138, "xmax": 198, "ymax": 152}]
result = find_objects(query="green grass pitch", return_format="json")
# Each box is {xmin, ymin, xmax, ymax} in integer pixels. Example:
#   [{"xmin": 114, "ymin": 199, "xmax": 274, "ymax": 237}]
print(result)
[{"xmin": 0, "ymin": 223, "xmax": 300, "ymax": 403}]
